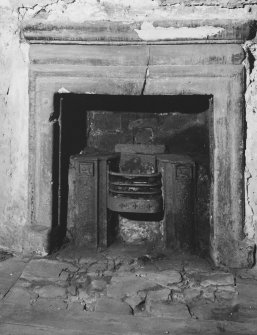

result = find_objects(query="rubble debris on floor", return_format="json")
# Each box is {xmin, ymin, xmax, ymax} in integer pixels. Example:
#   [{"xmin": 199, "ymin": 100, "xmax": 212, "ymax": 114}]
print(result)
[{"xmin": 1, "ymin": 244, "xmax": 256, "ymax": 326}]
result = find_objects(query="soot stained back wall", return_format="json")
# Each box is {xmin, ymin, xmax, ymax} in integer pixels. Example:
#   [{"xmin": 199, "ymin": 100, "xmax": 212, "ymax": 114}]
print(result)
[{"xmin": 53, "ymin": 94, "xmax": 211, "ymax": 253}]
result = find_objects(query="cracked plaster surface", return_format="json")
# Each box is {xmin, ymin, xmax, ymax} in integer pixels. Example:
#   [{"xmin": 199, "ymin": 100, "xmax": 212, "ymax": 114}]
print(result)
[
  {"xmin": 244, "ymin": 40, "xmax": 257, "ymax": 242},
  {"xmin": 7, "ymin": 0, "xmax": 257, "ymax": 23},
  {"xmin": 135, "ymin": 22, "xmax": 225, "ymax": 40},
  {"xmin": 0, "ymin": 3, "xmax": 30, "ymax": 251}
]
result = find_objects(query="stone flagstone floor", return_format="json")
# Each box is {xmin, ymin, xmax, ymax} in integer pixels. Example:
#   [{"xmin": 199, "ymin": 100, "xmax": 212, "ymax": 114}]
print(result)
[{"xmin": 0, "ymin": 244, "xmax": 257, "ymax": 334}]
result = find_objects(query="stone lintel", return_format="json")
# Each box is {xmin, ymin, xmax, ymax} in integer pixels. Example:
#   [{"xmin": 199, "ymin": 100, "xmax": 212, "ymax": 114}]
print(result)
[{"xmin": 22, "ymin": 19, "xmax": 257, "ymax": 44}]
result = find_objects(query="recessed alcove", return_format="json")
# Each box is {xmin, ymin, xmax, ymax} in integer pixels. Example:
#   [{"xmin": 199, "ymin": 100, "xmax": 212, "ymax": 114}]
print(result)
[{"xmin": 52, "ymin": 94, "xmax": 211, "ymax": 254}]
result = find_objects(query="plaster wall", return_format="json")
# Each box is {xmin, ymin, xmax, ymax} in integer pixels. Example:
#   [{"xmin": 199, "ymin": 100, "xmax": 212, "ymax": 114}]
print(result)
[{"xmin": 1, "ymin": 0, "xmax": 257, "ymax": 254}]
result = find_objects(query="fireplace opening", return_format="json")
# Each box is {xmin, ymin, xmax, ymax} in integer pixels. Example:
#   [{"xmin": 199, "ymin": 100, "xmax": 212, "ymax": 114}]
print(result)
[{"xmin": 50, "ymin": 94, "xmax": 212, "ymax": 255}]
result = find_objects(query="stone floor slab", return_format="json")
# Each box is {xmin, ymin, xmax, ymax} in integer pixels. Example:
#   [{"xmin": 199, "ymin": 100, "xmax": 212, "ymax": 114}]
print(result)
[
  {"xmin": 0, "ymin": 257, "xmax": 27, "ymax": 300},
  {"xmin": 33, "ymin": 284, "xmax": 67, "ymax": 298},
  {"xmin": 20, "ymin": 259, "xmax": 78, "ymax": 282},
  {"xmin": 146, "ymin": 301, "xmax": 190, "ymax": 319},
  {"xmin": 107, "ymin": 274, "xmax": 157, "ymax": 299},
  {"xmin": 94, "ymin": 297, "xmax": 132, "ymax": 315},
  {"xmin": 137, "ymin": 269, "xmax": 182, "ymax": 287},
  {"xmin": 200, "ymin": 272, "xmax": 234, "ymax": 287}
]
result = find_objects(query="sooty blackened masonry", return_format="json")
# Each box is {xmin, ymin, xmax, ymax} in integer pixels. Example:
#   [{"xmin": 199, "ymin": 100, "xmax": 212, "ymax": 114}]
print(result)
[{"xmin": 53, "ymin": 94, "xmax": 210, "ymax": 253}]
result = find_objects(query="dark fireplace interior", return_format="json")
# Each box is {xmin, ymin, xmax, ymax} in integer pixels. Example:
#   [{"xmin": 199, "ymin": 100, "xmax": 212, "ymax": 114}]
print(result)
[{"xmin": 50, "ymin": 94, "xmax": 212, "ymax": 255}]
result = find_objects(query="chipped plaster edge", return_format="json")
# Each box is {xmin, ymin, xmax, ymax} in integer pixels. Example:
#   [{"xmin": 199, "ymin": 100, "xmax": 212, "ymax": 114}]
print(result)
[
  {"xmin": 243, "ymin": 40, "xmax": 257, "ymax": 244},
  {"xmin": 134, "ymin": 22, "xmax": 225, "ymax": 41}
]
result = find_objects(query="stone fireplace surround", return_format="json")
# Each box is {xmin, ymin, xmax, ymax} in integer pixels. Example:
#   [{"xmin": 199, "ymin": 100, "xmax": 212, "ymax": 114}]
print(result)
[{"xmin": 25, "ymin": 19, "xmax": 255, "ymax": 268}]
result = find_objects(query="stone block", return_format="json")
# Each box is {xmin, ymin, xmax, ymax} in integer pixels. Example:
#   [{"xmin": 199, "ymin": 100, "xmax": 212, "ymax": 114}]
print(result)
[
  {"xmin": 4, "ymin": 287, "xmax": 34, "ymax": 307},
  {"xmin": 146, "ymin": 301, "xmax": 190, "ymax": 319},
  {"xmin": 21, "ymin": 259, "xmax": 78, "ymax": 283},
  {"xmin": 33, "ymin": 285, "xmax": 67, "ymax": 299},
  {"xmin": 215, "ymin": 286, "xmax": 237, "ymax": 301},
  {"xmin": 119, "ymin": 217, "xmax": 162, "ymax": 245},
  {"xmin": 90, "ymin": 279, "xmax": 107, "ymax": 292},
  {"xmin": 0, "ymin": 257, "xmax": 27, "ymax": 300},
  {"xmin": 34, "ymin": 297, "xmax": 67, "ymax": 311},
  {"xmin": 201, "ymin": 286, "xmax": 216, "ymax": 302},
  {"xmin": 67, "ymin": 284, "xmax": 77, "ymax": 296},
  {"xmin": 237, "ymin": 280, "xmax": 257, "ymax": 309},
  {"xmin": 94, "ymin": 297, "xmax": 132, "ymax": 315},
  {"xmin": 67, "ymin": 301, "xmax": 86, "ymax": 314},
  {"xmin": 146, "ymin": 288, "xmax": 171, "ymax": 302},
  {"xmin": 200, "ymin": 272, "xmax": 234, "ymax": 287},
  {"xmin": 136, "ymin": 270, "xmax": 182, "ymax": 287},
  {"xmin": 107, "ymin": 274, "xmax": 157, "ymax": 299},
  {"xmin": 190, "ymin": 301, "xmax": 238, "ymax": 321},
  {"xmin": 183, "ymin": 288, "xmax": 201, "ymax": 302},
  {"xmin": 124, "ymin": 291, "xmax": 146, "ymax": 309}
]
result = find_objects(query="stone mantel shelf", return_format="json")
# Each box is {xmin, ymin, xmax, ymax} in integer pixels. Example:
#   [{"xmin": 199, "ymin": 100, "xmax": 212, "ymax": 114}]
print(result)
[{"xmin": 22, "ymin": 19, "xmax": 257, "ymax": 44}]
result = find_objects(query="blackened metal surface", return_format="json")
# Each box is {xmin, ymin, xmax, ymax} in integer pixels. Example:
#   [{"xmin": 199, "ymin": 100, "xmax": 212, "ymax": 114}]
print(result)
[
  {"xmin": 157, "ymin": 154, "xmax": 195, "ymax": 249},
  {"xmin": 108, "ymin": 171, "xmax": 163, "ymax": 214},
  {"xmin": 67, "ymin": 153, "xmax": 118, "ymax": 248}
]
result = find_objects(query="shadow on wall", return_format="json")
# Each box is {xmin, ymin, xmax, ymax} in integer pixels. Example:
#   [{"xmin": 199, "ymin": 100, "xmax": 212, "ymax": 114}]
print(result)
[{"xmin": 47, "ymin": 94, "xmax": 87, "ymax": 253}]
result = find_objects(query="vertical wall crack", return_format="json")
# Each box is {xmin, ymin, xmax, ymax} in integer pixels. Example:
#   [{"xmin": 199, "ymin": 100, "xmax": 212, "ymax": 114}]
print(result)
[{"xmin": 141, "ymin": 47, "xmax": 150, "ymax": 95}]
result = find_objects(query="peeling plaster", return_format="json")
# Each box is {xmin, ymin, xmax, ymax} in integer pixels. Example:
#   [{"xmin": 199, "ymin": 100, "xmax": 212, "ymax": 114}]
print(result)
[
  {"xmin": 15, "ymin": 0, "xmax": 257, "ymax": 23},
  {"xmin": 58, "ymin": 87, "xmax": 70, "ymax": 93},
  {"xmin": 244, "ymin": 40, "xmax": 257, "ymax": 242},
  {"xmin": 135, "ymin": 22, "xmax": 224, "ymax": 41}
]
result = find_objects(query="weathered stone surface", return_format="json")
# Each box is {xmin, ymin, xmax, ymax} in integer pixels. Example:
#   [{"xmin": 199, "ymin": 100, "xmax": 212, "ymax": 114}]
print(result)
[
  {"xmin": 237, "ymin": 280, "xmax": 257, "ymax": 309},
  {"xmin": 77, "ymin": 289, "xmax": 101, "ymax": 311},
  {"xmin": 244, "ymin": 41, "xmax": 257, "ymax": 247},
  {"xmin": 124, "ymin": 291, "xmax": 146, "ymax": 309},
  {"xmin": 215, "ymin": 286, "xmax": 237, "ymax": 301},
  {"xmin": 15, "ymin": 279, "xmax": 32, "ymax": 289},
  {"xmin": 146, "ymin": 301, "xmax": 190, "ymax": 319},
  {"xmin": 136, "ymin": 270, "xmax": 182, "ymax": 287},
  {"xmin": 183, "ymin": 257, "xmax": 213, "ymax": 274},
  {"xmin": 94, "ymin": 297, "xmax": 132, "ymax": 315},
  {"xmin": 200, "ymin": 273, "xmax": 234, "ymax": 287},
  {"xmin": 4, "ymin": 287, "xmax": 34, "ymax": 307},
  {"xmin": 183, "ymin": 288, "xmax": 202, "ymax": 303},
  {"xmin": 107, "ymin": 274, "xmax": 157, "ymax": 299},
  {"xmin": 33, "ymin": 297, "xmax": 67, "ymax": 311},
  {"xmin": 190, "ymin": 301, "xmax": 238, "ymax": 321},
  {"xmin": 21, "ymin": 259, "xmax": 77, "ymax": 282},
  {"xmin": 33, "ymin": 285, "xmax": 67, "ymax": 299},
  {"xmin": 90, "ymin": 279, "xmax": 107, "ymax": 292},
  {"xmin": 119, "ymin": 218, "xmax": 163, "ymax": 245},
  {"xmin": 155, "ymin": 258, "xmax": 183, "ymax": 272},
  {"xmin": 87, "ymin": 260, "xmax": 108, "ymax": 275},
  {"xmin": 67, "ymin": 301, "xmax": 86, "ymax": 314},
  {"xmin": 146, "ymin": 288, "xmax": 171, "ymax": 302},
  {"xmin": 0, "ymin": 258, "xmax": 27, "ymax": 300},
  {"xmin": 201, "ymin": 286, "xmax": 216, "ymax": 302},
  {"xmin": 67, "ymin": 285, "xmax": 77, "ymax": 296},
  {"xmin": 171, "ymin": 291, "xmax": 186, "ymax": 303}
]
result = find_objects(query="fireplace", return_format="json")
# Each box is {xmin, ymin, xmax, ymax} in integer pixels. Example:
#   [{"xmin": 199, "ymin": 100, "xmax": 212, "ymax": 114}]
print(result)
[
  {"xmin": 53, "ymin": 94, "xmax": 210, "ymax": 253},
  {"xmin": 25, "ymin": 20, "xmax": 254, "ymax": 267}
]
